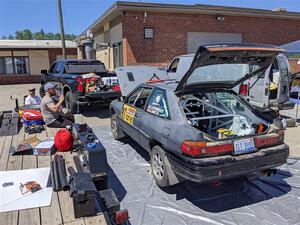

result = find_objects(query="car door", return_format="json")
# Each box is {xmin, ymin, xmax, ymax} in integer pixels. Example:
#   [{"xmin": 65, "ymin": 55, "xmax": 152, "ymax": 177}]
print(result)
[
  {"xmin": 119, "ymin": 86, "xmax": 153, "ymax": 143},
  {"xmin": 246, "ymin": 65, "xmax": 270, "ymax": 108},
  {"xmin": 277, "ymin": 55, "xmax": 290, "ymax": 104},
  {"xmin": 139, "ymin": 88, "xmax": 171, "ymax": 150}
]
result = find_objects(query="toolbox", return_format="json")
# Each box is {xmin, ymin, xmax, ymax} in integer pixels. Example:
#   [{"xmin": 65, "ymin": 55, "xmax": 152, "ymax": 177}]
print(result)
[{"xmin": 69, "ymin": 172, "xmax": 97, "ymax": 218}]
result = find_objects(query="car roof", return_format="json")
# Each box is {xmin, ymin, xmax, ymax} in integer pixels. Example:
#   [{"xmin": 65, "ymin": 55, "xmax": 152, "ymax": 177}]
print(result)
[
  {"xmin": 144, "ymin": 80, "xmax": 178, "ymax": 91},
  {"xmin": 54, "ymin": 59, "xmax": 102, "ymax": 64}
]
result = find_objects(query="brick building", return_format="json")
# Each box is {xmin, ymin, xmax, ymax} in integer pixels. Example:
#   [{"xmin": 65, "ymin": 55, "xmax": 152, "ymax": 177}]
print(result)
[
  {"xmin": 0, "ymin": 40, "xmax": 77, "ymax": 84},
  {"xmin": 77, "ymin": 1, "xmax": 300, "ymax": 70}
]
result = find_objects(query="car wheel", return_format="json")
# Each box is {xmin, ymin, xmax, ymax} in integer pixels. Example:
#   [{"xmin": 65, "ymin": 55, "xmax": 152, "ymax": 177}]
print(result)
[
  {"xmin": 65, "ymin": 91, "xmax": 77, "ymax": 114},
  {"xmin": 150, "ymin": 145, "xmax": 170, "ymax": 187},
  {"xmin": 111, "ymin": 114, "xmax": 127, "ymax": 140},
  {"xmin": 39, "ymin": 85, "xmax": 45, "ymax": 98}
]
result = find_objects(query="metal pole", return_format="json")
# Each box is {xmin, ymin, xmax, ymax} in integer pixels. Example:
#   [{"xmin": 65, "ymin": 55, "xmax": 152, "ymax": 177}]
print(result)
[{"xmin": 58, "ymin": 0, "xmax": 66, "ymax": 59}]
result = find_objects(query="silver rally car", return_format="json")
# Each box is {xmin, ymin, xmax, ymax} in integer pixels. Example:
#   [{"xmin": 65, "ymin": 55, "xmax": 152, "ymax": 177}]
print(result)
[{"xmin": 110, "ymin": 44, "xmax": 289, "ymax": 187}]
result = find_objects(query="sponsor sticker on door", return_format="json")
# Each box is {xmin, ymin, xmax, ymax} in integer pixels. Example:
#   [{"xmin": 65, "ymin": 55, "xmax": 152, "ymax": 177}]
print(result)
[{"xmin": 122, "ymin": 104, "xmax": 136, "ymax": 125}]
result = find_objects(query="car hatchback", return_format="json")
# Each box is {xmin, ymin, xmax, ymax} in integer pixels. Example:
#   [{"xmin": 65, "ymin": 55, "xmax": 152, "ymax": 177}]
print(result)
[{"xmin": 110, "ymin": 44, "xmax": 289, "ymax": 187}]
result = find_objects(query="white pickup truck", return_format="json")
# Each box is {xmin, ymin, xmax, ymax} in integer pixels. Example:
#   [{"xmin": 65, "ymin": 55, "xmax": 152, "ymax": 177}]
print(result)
[{"xmin": 166, "ymin": 53, "xmax": 294, "ymax": 110}]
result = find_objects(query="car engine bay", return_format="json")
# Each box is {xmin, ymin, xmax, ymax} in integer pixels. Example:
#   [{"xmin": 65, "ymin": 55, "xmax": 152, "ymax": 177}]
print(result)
[{"xmin": 180, "ymin": 91, "xmax": 270, "ymax": 139}]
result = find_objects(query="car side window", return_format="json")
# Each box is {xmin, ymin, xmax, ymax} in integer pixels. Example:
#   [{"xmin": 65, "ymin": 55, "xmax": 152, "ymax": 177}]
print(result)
[
  {"xmin": 146, "ymin": 89, "xmax": 170, "ymax": 119},
  {"xmin": 278, "ymin": 58, "xmax": 289, "ymax": 77},
  {"xmin": 134, "ymin": 88, "xmax": 152, "ymax": 110},
  {"xmin": 55, "ymin": 62, "xmax": 65, "ymax": 74},
  {"xmin": 127, "ymin": 88, "xmax": 144, "ymax": 105},
  {"xmin": 49, "ymin": 63, "xmax": 57, "ymax": 73},
  {"xmin": 168, "ymin": 58, "xmax": 179, "ymax": 73}
]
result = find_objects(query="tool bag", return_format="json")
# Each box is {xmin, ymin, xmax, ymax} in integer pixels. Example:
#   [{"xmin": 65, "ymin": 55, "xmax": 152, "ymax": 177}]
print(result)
[{"xmin": 54, "ymin": 128, "xmax": 74, "ymax": 152}]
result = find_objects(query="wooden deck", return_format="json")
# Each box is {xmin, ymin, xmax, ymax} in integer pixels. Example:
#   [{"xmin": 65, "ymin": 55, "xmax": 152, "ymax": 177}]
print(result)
[{"xmin": 0, "ymin": 126, "xmax": 107, "ymax": 225}]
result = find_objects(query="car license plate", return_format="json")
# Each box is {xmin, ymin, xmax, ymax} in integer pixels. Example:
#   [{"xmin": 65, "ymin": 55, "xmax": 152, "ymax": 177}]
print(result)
[{"xmin": 233, "ymin": 138, "xmax": 256, "ymax": 155}]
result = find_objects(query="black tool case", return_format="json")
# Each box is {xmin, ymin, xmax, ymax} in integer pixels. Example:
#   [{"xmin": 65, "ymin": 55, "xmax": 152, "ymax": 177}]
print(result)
[
  {"xmin": 69, "ymin": 172, "xmax": 97, "ymax": 218},
  {"xmin": 72, "ymin": 123, "xmax": 108, "ymax": 190}
]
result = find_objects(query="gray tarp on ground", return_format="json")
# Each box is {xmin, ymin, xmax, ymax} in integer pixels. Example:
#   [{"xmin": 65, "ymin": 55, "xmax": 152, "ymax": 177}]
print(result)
[{"xmin": 93, "ymin": 125, "xmax": 300, "ymax": 225}]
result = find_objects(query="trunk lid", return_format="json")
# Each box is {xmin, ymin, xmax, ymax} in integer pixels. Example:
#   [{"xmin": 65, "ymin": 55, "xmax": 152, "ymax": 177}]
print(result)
[{"xmin": 174, "ymin": 44, "xmax": 285, "ymax": 95}]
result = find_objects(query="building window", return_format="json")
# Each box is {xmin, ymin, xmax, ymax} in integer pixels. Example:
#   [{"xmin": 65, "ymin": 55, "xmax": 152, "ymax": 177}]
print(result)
[
  {"xmin": 14, "ymin": 57, "xmax": 30, "ymax": 74},
  {"xmin": 0, "ymin": 56, "xmax": 30, "ymax": 75},
  {"xmin": 0, "ymin": 57, "xmax": 14, "ymax": 75},
  {"xmin": 144, "ymin": 27, "xmax": 154, "ymax": 39}
]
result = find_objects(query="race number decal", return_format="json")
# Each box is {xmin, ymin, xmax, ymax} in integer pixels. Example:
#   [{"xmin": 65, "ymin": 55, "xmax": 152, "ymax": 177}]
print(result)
[{"xmin": 122, "ymin": 104, "xmax": 136, "ymax": 125}]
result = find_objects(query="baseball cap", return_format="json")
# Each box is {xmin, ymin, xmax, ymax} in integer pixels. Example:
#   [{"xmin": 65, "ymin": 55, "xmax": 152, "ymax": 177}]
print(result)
[
  {"xmin": 44, "ymin": 82, "xmax": 57, "ymax": 92},
  {"xmin": 28, "ymin": 87, "xmax": 36, "ymax": 91}
]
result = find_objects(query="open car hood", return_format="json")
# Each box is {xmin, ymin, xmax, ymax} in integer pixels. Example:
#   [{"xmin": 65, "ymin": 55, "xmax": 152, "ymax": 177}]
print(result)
[
  {"xmin": 174, "ymin": 43, "xmax": 285, "ymax": 95},
  {"xmin": 115, "ymin": 66, "xmax": 168, "ymax": 96}
]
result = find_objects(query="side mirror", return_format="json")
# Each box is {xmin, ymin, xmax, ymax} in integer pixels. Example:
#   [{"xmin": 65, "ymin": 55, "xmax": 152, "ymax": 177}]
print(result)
[{"xmin": 41, "ymin": 69, "xmax": 48, "ymax": 74}]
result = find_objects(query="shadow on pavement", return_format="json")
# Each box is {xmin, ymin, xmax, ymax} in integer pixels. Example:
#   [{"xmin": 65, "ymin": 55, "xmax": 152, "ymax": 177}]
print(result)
[
  {"xmin": 80, "ymin": 103, "xmax": 111, "ymax": 119},
  {"xmin": 123, "ymin": 137, "xmax": 292, "ymax": 213}
]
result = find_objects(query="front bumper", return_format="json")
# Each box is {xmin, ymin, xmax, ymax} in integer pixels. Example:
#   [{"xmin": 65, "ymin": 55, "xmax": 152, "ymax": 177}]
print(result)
[
  {"xmin": 77, "ymin": 91, "xmax": 121, "ymax": 105},
  {"xmin": 167, "ymin": 144, "xmax": 289, "ymax": 183}
]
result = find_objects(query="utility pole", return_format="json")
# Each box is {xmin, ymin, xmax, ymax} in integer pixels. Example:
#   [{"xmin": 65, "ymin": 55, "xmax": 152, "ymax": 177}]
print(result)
[{"xmin": 58, "ymin": 0, "xmax": 66, "ymax": 59}]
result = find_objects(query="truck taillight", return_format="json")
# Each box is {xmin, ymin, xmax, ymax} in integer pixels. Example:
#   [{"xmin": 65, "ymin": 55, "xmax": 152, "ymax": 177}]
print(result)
[
  {"xmin": 76, "ymin": 77, "xmax": 84, "ymax": 93},
  {"xmin": 181, "ymin": 141, "xmax": 233, "ymax": 157},
  {"xmin": 239, "ymin": 84, "xmax": 248, "ymax": 95},
  {"xmin": 115, "ymin": 209, "xmax": 129, "ymax": 224},
  {"xmin": 112, "ymin": 85, "xmax": 121, "ymax": 92}
]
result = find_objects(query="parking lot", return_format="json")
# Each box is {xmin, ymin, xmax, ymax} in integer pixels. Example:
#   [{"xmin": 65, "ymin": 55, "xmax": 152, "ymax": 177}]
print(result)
[
  {"xmin": 2, "ymin": 83, "xmax": 300, "ymax": 225},
  {"xmin": 1, "ymin": 83, "xmax": 299, "ymax": 157}
]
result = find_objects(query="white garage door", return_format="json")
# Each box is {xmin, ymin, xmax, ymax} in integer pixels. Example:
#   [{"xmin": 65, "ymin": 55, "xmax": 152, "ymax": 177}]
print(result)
[{"xmin": 187, "ymin": 32, "xmax": 243, "ymax": 53}]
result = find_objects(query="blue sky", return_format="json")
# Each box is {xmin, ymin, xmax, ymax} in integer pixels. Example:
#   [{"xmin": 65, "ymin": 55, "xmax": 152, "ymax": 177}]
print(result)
[{"xmin": 0, "ymin": 0, "xmax": 299, "ymax": 37}]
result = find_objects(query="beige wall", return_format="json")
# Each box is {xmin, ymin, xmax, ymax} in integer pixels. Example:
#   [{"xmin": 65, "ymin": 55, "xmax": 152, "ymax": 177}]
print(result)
[
  {"xmin": 95, "ymin": 48, "xmax": 114, "ymax": 70},
  {"xmin": 13, "ymin": 51, "xmax": 28, "ymax": 56},
  {"xmin": 93, "ymin": 22, "xmax": 122, "ymax": 70},
  {"xmin": 0, "ymin": 51, "xmax": 12, "ymax": 56},
  {"xmin": 56, "ymin": 55, "xmax": 77, "ymax": 60},
  {"xmin": 28, "ymin": 50, "xmax": 50, "ymax": 75}
]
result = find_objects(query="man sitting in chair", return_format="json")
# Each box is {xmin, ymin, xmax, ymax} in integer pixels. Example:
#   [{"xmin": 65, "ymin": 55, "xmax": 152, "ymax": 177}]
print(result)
[
  {"xmin": 41, "ymin": 83, "xmax": 74, "ymax": 128},
  {"xmin": 25, "ymin": 87, "xmax": 41, "ymax": 105}
]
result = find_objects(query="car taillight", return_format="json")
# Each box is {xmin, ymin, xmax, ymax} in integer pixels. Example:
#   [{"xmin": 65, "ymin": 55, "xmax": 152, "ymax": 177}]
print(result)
[
  {"xmin": 115, "ymin": 209, "xmax": 129, "ymax": 224},
  {"xmin": 112, "ymin": 85, "xmax": 121, "ymax": 92},
  {"xmin": 76, "ymin": 77, "xmax": 84, "ymax": 93},
  {"xmin": 181, "ymin": 141, "xmax": 233, "ymax": 157},
  {"xmin": 239, "ymin": 84, "xmax": 248, "ymax": 95},
  {"xmin": 254, "ymin": 131, "xmax": 284, "ymax": 148}
]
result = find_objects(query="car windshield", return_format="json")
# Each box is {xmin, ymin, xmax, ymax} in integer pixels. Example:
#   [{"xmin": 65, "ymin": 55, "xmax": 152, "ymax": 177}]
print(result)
[
  {"xmin": 65, "ymin": 63, "xmax": 106, "ymax": 74},
  {"xmin": 186, "ymin": 63, "xmax": 261, "ymax": 85}
]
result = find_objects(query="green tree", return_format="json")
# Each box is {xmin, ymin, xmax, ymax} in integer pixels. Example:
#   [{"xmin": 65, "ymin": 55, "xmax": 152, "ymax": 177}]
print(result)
[
  {"xmin": 15, "ymin": 31, "xmax": 23, "ymax": 40},
  {"xmin": 1, "ymin": 35, "xmax": 7, "ymax": 39},
  {"xmin": 33, "ymin": 29, "xmax": 45, "ymax": 40},
  {"xmin": 15, "ymin": 29, "xmax": 33, "ymax": 40},
  {"xmin": 54, "ymin": 33, "xmax": 61, "ymax": 40},
  {"xmin": 8, "ymin": 34, "xmax": 14, "ymax": 39},
  {"xmin": 45, "ymin": 32, "xmax": 55, "ymax": 40}
]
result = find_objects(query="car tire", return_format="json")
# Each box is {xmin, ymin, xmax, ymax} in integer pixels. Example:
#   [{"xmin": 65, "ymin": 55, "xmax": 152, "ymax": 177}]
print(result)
[
  {"xmin": 65, "ymin": 91, "xmax": 77, "ymax": 114},
  {"xmin": 111, "ymin": 114, "xmax": 127, "ymax": 140},
  {"xmin": 150, "ymin": 145, "xmax": 170, "ymax": 187},
  {"xmin": 39, "ymin": 85, "xmax": 45, "ymax": 98}
]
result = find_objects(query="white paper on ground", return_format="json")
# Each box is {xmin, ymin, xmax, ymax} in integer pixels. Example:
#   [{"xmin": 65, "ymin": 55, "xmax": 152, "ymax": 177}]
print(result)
[{"xmin": 0, "ymin": 167, "xmax": 52, "ymax": 212}]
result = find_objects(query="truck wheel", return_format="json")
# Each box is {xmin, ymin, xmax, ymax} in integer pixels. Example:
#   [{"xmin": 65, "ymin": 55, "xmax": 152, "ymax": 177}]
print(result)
[
  {"xmin": 39, "ymin": 85, "xmax": 45, "ymax": 98},
  {"xmin": 150, "ymin": 146, "xmax": 170, "ymax": 187},
  {"xmin": 65, "ymin": 92, "xmax": 77, "ymax": 114},
  {"xmin": 111, "ymin": 114, "xmax": 127, "ymax": 140}
]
